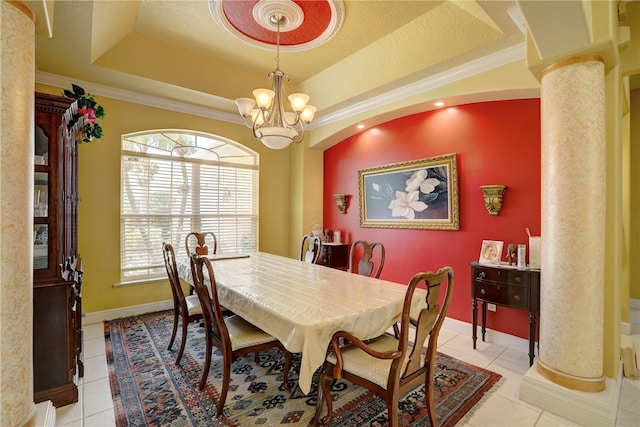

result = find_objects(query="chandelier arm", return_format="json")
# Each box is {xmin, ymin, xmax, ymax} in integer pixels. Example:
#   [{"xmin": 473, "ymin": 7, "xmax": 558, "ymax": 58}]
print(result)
[
  {"xmin": 252, "ymin": 122, "xmax": 265, "ymax": 142},
  {"xmin": 252, "ymin": 108, "xmax": 266, "ymax": 140},
  {"xmin": 277, "ymin": 74, "xmax": 301, "ymax": 128},
  {"xmin": 291, "ymin": 124, "xmax": 305, "ymax": 144}
]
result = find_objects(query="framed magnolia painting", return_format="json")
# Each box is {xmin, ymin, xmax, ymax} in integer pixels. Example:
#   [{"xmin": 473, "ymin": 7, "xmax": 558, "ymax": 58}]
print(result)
[
  {"xmin": 358, "ymin": 153, "xmax": 459, "ymax": 230},
  {"xmin": 479, "ymin": 240, "xmax": 503, "ymax": 265}
]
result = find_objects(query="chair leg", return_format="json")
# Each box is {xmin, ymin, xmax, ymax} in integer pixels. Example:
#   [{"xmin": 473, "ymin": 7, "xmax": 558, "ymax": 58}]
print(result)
[
  {"xmin": 282, "ymin": 350, "xmax": 293, "ymax": 391},
  {"xmin": 386, "ymin": 394, "xmax": 399, "ymax": 427},
  {"xmin": 310, "ymin": 373, "xmax": 326, "ymax": 426},
  {"xmin": 199, "ymin": 334, "xmax": 212, "ymax": 391},
  {"xmin": 312, "ymin": 371, "xmax": 334, "ymax": 426},
  {"xmin": 175, "ymin": 316, "xmax": 188, "ymax": 365},
  {"xmin": 168, "ymin": 311, "xmax": 179, "ymax": 351},
  {"xmin": 217, "ymin": 355, "xmax": 232, "ymax": 416},
  {"xmin": 425, "ymin": 376, "xmax": 437, "ymax": 427}
]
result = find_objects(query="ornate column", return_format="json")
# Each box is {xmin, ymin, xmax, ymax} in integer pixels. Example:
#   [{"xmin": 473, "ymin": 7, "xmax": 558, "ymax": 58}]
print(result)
[
  {"xmin": 0, "ymin": 1, "xmax": 36, "ymax": 425},
  {"xmin": 537, "ymin": 55, "xmax": 606, "ymax": 391}
]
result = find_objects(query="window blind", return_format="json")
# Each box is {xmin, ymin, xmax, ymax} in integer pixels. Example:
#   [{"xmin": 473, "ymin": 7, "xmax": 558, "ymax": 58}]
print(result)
[{"xmin": 120, "ymin": 132, "xmax": 258, "ymax": 283}]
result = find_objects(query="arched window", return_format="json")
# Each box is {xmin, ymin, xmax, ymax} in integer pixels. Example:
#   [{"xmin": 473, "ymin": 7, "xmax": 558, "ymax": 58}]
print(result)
[{"xmin": 120, "ymin": 130, "xmax": 258, "ymax": 283}]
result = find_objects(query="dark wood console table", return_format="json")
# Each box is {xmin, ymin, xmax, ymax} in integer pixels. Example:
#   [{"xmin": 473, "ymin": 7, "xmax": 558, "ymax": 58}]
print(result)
[
  {"xmin": 470, "ymin": 262, "xmax": 540, "ymax": 366},
  {"xmin": 318, "ymin": 242, "xmax": 349, "ymax": 269}
]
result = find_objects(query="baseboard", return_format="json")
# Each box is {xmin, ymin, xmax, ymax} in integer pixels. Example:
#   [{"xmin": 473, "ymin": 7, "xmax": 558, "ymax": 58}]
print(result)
[
  {"xmin": 630, "ymin": 298, "xmax": 640, "ymax": 310},
  {"xmin": 443, "ymin": 317, "xmax": 532, "ymax": 354},
  {"xmin": 25, "ymin": 401, "xmax": 55, "ymax": 427},
  {"xmin": 82, "ymin": 300, "xmax": 173, "ymax": 326},
  {"xmin": 519, "ymin": 361, "xmax": 623, "ymax": 427}
]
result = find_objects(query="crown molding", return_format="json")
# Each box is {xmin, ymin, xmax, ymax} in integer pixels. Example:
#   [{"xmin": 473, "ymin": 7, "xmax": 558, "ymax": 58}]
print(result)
[
  {"xmin": 36, "ymin": 42, "xmax": 525, "ymax": 133},
  {"xmin": 312, "ymin": 42, "xmax": 527, "ymax": 128},
  {"xmin": 35, "ymin": 71, "xmax": 242, "ymax": 124}
]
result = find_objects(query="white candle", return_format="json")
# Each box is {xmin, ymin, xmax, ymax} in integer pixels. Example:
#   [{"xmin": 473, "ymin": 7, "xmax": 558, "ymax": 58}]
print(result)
[{"xmin": 517, "ymin": 244, "xmax": 526, "ymax": 267}]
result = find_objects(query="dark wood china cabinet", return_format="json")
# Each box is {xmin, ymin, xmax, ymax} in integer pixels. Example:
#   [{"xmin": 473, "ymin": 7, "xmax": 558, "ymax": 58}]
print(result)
[{"xmin": 33, "ymin": 92, "xmax": 83, "ymax": 407}]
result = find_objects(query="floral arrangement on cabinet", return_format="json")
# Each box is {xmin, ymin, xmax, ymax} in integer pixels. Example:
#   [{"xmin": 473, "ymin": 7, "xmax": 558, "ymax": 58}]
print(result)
[{"xmin": 63, "ymin": 84, "xmax": 105, "ymax": 142}]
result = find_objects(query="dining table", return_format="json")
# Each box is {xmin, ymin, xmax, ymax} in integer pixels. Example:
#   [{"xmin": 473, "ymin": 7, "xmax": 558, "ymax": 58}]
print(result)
[{"xmin": 177, "ymin": 251, "xmax": 424, "ymax": 395}]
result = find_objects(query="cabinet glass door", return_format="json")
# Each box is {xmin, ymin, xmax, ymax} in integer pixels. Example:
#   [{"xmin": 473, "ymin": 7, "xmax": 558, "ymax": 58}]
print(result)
[
  {"xmin": 34, "ymin": 224, "xmax": 48, "ymax": 270},
  {"xmin": 34, "ymin": 172, "xmax": 48, "ymax": 217},
  {"xmin": 35, "ymin": 124, "xmax": 49, "ymax": 166},
  {"xmin": 34, "ymin": 123, "xmax": 50, "ymax": 271}
]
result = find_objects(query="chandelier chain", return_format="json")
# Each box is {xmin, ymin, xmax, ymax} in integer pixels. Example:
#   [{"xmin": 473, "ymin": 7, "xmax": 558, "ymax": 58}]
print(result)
[{"xmin": 275, "ymin": 16, "xmax": 281, "ymax": 70}]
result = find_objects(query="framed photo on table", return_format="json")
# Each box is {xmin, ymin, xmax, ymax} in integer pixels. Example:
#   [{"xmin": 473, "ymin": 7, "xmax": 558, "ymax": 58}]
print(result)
[
  {"xmin": 358, "ymin": 153, "xmax": 459, "ymax": 230},
  {"xmin": 479, "ymin": 240, "xmax": 503, "ymax": 265}
]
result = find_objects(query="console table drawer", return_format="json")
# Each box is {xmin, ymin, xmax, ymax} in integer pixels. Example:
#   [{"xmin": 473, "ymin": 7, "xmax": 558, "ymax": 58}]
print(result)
[
  {"xmin": 474, "ymin": 266, "xmax": 530, "ymax": 286},
  {"xmin": 473, "ymin": 282, "xmax": 529, "ymax": 309}
]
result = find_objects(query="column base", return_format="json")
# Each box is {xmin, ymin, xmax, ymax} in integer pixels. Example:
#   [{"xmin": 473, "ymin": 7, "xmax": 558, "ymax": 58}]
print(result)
[
  {"xmin": 25, "ymin": 401, "xmax": 56, "ymax": 427},
  {"xmin": 536, "ymin": 359, "xmax": 606, "ymax": 392},
  {"xmin": 520, "ymin": 361, "xmax": 623, "ymax": 427}
]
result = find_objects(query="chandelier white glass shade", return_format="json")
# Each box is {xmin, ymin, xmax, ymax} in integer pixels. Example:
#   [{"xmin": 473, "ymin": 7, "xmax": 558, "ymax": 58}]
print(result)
[{"xmin": 235, "ymin": 15, "xmax": 316, "ymax": 150}]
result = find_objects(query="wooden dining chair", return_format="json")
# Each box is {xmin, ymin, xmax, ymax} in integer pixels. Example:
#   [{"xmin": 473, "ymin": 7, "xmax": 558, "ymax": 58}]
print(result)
[
  {"xmin": 311, "ymin": 266, "xmax": 454, "ymax": 427},
  {"xmin": 300, "ymin": 234, "xmax": 322, "ymax": 264},
  {"xmin": 162, "ymin": 242, "xmax": 203, "ymax": 365},
  {"xmin": 190, "ymin": 254, "xmax": 293, "ymax": 417},
  {"xmin": 185, "ymin": 231, "xmax": 217, "ymax": 257},
  {"xmin": 348, "ymin": 240, "xmax": 385, "ymax": 278}
]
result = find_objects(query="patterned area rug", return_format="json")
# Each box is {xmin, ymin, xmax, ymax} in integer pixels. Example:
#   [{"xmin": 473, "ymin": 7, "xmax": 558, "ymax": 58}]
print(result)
[{"xmin": 106, "ymin": 310, "xmax": 501, "ymax": 426}]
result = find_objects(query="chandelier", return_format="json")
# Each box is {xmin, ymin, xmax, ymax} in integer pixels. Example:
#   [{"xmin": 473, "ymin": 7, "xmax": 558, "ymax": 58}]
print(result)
[{"xmin": 234, "ymin": 14, "xmax": 316, "ymax": 150}]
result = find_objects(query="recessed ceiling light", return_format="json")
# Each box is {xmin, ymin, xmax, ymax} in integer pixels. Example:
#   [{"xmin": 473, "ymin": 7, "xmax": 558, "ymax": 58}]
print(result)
[
  {"xmin": 434, "ymin": 101, "xmax": 445, "ymax": 107},
  {"xmin": 357, "ymin": 124, "xmax": 365, "ymax": 129}
]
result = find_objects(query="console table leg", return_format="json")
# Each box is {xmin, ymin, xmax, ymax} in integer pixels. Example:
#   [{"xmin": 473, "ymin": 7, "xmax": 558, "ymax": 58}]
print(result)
[
  {"xmin": 529, "ymin": 311, "xmax": 536, "ymax": 366},
  {"xmin": 481, "ymin": 301, "xmax": 487, "ymax": 342},
  {"xmin": 472, "ymin": 299, "xmax": 478, "ymax": 349}
]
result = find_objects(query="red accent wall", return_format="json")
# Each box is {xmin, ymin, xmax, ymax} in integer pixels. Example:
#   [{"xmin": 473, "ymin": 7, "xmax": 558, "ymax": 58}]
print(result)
[{"xmin": 323, "ymin": 99, "xmax": 541, "ymax": 339}]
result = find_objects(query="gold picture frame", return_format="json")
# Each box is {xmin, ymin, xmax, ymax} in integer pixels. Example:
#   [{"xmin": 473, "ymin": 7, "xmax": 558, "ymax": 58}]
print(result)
[{"xmin": 358, "ymin": 153, "xmax": 459, "ymax": 230}]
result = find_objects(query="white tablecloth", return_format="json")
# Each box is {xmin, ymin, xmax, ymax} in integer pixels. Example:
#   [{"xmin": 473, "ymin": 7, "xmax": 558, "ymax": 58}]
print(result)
[{"xmin": 178, "ymin": 251, "xmax": 423, "ymax": 394}]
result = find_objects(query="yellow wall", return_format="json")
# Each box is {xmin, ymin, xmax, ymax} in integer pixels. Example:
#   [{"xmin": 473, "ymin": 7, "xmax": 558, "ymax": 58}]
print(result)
[
  {"xmin": 631, "ymin": 88, "xmax": 640, "ymax": 300},
  {"xmin": 35, "ymin": 82, "xmax": 302, "ymax": 313},
  {"xmin": 288, "ymin": 141, "xmax": 324, "ymax": 259},
  {"xmin": 604, "ymin": 64, "xmax": 623, "ymax": 377}
]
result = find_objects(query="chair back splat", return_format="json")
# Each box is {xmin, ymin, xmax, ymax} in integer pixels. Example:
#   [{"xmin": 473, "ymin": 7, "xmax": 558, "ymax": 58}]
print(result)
[
  {"xmin": 348, "ymin": 240, "xmax": 385, "ymax": 278},
  {"xmin": 162, "ymin": 242, "xmax": 203, "ymax": 366},
  {"xmin": 185, "ymin": 231, "xmax": 217, "ymax": 257},
  {"xmin": 311, "ymin": 266, "xmax": 454, "ymax": 427},
  {"xmin": 300, "ymin": 234, "xmax": 322, "ymax": 264}
]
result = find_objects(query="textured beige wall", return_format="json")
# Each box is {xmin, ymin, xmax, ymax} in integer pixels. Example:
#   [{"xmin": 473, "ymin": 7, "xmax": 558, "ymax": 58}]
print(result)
[{"xmin": 1, "ymin": 1, "xmax": 37, "ymax": 425}]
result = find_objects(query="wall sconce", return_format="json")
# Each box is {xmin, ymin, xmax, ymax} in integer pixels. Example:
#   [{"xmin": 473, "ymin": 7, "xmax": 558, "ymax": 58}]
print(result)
[
  {"xmin": 333, "ymin": 194, "xmax": 347, "ymax": 214},
  {"xmin": 480, "ymin": 185, "xmax": 506, "ymax": 215}
]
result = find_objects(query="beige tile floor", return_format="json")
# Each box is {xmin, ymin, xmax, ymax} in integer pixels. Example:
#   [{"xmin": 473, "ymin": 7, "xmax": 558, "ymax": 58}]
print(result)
[{"xmin": 56, "ymin": 318, "xmax": 640, "ymax": 427}]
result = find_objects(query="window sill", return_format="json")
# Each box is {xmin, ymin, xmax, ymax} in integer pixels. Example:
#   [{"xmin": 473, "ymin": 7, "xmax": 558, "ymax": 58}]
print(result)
[{"xmin": 114, "ymin": 278, "xmax": 166, "ymax": 288}]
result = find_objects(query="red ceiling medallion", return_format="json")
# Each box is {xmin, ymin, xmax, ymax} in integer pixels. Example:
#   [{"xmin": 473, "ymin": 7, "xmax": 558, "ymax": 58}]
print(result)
[{"xmin": 209, "ymin": 0, "xmax": 344, "ymax": 51}]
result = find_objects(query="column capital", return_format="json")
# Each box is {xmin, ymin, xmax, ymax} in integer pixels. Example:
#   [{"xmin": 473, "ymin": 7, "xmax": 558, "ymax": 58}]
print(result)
[
  {"xmin": 541, "ymin": 54, "xmax": 605, "ymax": 79},
  {"xmin": 518, "ymin": 0, "xmax": 621, "ymax": 81}
]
